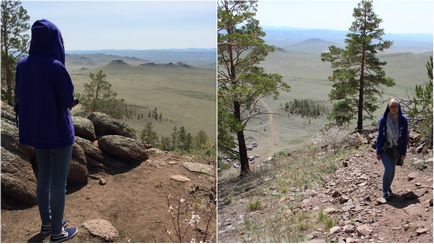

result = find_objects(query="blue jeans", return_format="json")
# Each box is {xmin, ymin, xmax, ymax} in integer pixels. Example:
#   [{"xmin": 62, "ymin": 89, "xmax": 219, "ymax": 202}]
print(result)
[
  {"xmin": 35, "ymin": 145, "xmax": 72, "ymax": 235},
  {"xmin": 380, "ymin": 151, "xmax": 396, "ymax": 196}
]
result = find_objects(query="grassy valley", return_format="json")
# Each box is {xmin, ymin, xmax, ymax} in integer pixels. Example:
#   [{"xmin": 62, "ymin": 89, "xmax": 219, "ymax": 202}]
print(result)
[{"xmin": 66, "ymin": 50, "xmax": 216, "ymax": 141}]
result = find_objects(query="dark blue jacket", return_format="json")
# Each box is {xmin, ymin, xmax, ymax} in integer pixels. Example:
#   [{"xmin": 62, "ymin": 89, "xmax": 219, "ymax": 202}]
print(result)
[
  {"xmin": 376, "ymin": 103, "xmax": 408, "ymax": 156},
  {"xmin": 15, "ymin": 19, "xmax": 75, "ymax": 149}
]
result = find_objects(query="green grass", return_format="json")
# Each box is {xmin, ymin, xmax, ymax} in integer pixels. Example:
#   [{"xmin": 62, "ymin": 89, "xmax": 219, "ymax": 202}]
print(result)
[
  {"xmin": 68, "ymin": 62, "xmax": 216, "ymax": 140},
  {"xmin": 318, "ymin": 210, "xmax": 337, "ymax": 230},
  {"xmin": 245, "ymin": 50, "xmax": 430, "ymax": 158},
  {"xmin": 248, "ymin": 199, "xmax": 262, "ymax": 211}
]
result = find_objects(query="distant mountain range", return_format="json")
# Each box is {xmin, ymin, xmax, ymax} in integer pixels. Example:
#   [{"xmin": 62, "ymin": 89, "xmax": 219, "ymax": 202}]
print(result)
[
  {"xmin": 263, "ymin": 27, "xmax": 433, "ymax": 54},
  {"xmin": 66, "ymin": 48, "xmax": 216, "ymax": 69}
]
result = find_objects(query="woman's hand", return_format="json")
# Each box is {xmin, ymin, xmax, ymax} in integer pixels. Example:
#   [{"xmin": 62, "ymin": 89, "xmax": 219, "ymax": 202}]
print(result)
[
  {"xmin": 400, "ymin": 155, "xmax": 406, "ymax": 161},
  {"xmin": 376, "ymin": 154, "xmax": 381, "ymax": 160}
]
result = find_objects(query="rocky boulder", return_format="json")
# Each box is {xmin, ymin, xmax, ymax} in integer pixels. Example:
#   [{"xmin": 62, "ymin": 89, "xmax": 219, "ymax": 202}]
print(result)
[
  {"xmin": 68, "ymin": 142, "xmax": 89, "ymax": 185},
  {"xmin": 1, "ymin": 119, "xmax": 35, "ymax": 162},
  {"xmin": 72, "ymin": 116, "xmax": 96, "ymax": 141},
  {"xmin": 98, "ymin": 135, "xmax": 148, "ymax": 163},
  {"xmin": 75, "ymin": 137, "xmax": 104, "ymax": 162},
  {"xmin": 1, "ymin": 147, "xmax": 37, "ymax": 205},
  {"xmin": 87, "ymin": 112, "xmax": 135, "ymax": 139}
]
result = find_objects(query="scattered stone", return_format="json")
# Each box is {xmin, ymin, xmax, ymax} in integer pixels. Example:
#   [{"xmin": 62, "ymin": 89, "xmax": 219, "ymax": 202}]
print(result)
[
  {"xmin": 407, "ymin": 172, "xmax": 417, "ymax": 181},
  {"xmin": 338, "ymin": 195, "xmax": 350, "ymax": 204},
  {"xmin": 329, "ymin": 226, "xmax": 341, "ymax": 235},
  {"xmin": 332, "ymin": 191, "xmax": 341, "ymax": 198},
  {"xmin": 356, "ymin": 224, "xmax": 372, "ymax": 236},
  {"xmin": 345, "ymin": 237, "xmax": 357, "ymax": 243},
  {"xmin": 168, "ymin": 161, "xmax": 178, "ymax": 165},
  {"xmin": 342, "ymin": 161, "xmax": 348, "ymax": 167},
  {"xmin": 376, "ymin": 197, "xmax": 387, "ymax": 205},
  {"xmin": 324, "ymin": 207, "xmax": 338, "ymax": 214},
  {"xmin": 83, "ymin": 219, "xmax": 119, "ymax": 241},
  {"xmin": 99, "ymin": 178, "xmax": 106, "ymax": 185},
  {"xmin": 414, "ymin": 188, "xmax": 428, "ymax": 198},
  {"xmin": 416, "ymin": 227, "xmax": 427, "ymax": 235},
  {"xmin": 343, "ymin": 225, "xmax": 356, "ymax": 233},
  {"xmin": 170, "ymin": 175, "xmax": 190, "ymax": 183},
  {"xmin": 182, "ymin": 162, "xmax": 213, "ymax": 176},
  {"xmin": 403, "ymin": 224, "xmax": 409, "ymax": 231},
  {"xmin": 305, "ymin": 239, "xmax": 326, "ymax": 243}
]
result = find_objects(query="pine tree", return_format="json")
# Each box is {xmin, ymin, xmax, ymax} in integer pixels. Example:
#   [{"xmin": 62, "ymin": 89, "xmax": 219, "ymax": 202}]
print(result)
[
  {"xmin": 171, "ymin": 126, "xmax": 178, "ymax": 150},
  {"xmin": 408, "ymin": 56, "xmax": 433, "ymax": 144},
  {"xmin": 321, "ymin": 0, "xmax": 394, "ymax": 131},
  {"xmin": 1, "ymin": 0, "xmax": 30, "ymax": 105},
  {"xmin": 178, "ymin": 126, "xmax": 187, "ymax": 150},
  {"xmin": 77, "ymin": 70, "xmax": 126, "ymax": 118},
  {"xmin": 218, "ymin": 0, "xmax": 290, "ymax": 176},
  {"xmin": 140, "ymin": 122, "xmax": 159, "ymax": 146}
]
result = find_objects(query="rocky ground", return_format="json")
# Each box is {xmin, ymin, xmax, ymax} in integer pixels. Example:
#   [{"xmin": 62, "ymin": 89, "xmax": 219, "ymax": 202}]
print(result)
[
  {"xmin": 1, "ymin": 102, "xmax": 215, "ymax": 242},
  {"xmin": 218, "ymin": 131, "xmax": 432, "ymax": 243}
]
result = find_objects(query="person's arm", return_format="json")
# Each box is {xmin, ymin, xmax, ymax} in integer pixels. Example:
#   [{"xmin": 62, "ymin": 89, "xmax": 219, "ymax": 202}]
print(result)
[
  {"xmin": 51, "ymin": 60, "xmax": 74, "ymax": 108},
  {"xmin": 376, "ymin": 119, "xmax": 384, "ymax": 160},
  {"xmin": 400, "ymin": 118, "xmax": 408, "ymax": 157}
]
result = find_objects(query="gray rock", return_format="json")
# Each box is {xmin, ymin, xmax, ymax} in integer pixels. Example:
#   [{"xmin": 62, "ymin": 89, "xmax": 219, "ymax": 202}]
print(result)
[
  {"xmin": 416, "ymin": 227, "xmax": 427, "ymax": 235},
  {"xmin": 170, "ymin": 175, "xmax": 191, "ymax": 182},
  {"xmin": 82, "ymin": 219, "xmax": 119, "ymax": 241},
  {"xmin": 356, "ymin": 224, "xmax": 372, "ymax": 236},
  {"xmin": 87, "ymin": 112, "xmax": 135, "ymax": 138},
  {"xmin": 408, "ymin": 172, "xmax": 417, "ymax": 181},
  {"xmin": 98, "ymin": 135, "xmax": 148, "ymax": 163},
  {"xmin": 72, "ymin": 116, "xmax": 96, "ymax": 141},
  {"xmin": 75, "ymin": 137, "xmax": 104, "ymax": 162},
  {"xmin": 182, "ymin": 162, "xmax": 213, "ymax": 176},
  {"xmin": 68, "ymin": 159, "xmax": 89, "ymax": 185},
  {"xmin": 1, "ymin": 147, "xmax": 37, "ymax": 205},
  {"xmin": 1, "ymin": 119, "xmax": 35, "ymax": 161},
  {"xmin": 376, "ymin": 197, "xmax": 387, "ymax": 205},
  {"xmin": 1, "ymin": 102, "xmax": 16, "ymax": 122},
  {"xmin": 330, "ymin": 226, "xmax": 341, "ymax": 235}
]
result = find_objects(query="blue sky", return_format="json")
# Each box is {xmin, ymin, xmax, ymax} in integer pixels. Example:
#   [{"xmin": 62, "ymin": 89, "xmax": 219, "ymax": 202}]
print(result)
[
  {"xmin": 257, "ymin": 0, "xmax": 433, "ymax": 34},
  {"xmin": 22, "ymin": 0, "xmax": 216, "ymax": 50}
]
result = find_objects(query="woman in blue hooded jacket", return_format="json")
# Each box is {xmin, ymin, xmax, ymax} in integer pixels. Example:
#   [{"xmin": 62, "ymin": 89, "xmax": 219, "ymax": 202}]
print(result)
[
  {"xmin": 15, "ymin": 19, "xmax": 77, "ymax": 242},
  {"xmin": 376, "ymin": 98, "xmax": 409, "ymax": 200}
]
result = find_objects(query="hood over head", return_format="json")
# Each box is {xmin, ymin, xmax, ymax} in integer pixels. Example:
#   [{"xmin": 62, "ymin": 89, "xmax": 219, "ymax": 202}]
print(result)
[{"xmin": 29, "ymin": 19, "xmax": 65, "ymax": 64}]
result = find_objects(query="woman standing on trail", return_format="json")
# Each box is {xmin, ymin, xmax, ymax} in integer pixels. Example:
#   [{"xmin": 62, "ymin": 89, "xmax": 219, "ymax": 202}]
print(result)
[
  {"xmin": 15, "ymin": 19, "xmax": 78, "ymax": 242},
  {"xmin": 376, "ymin": 98, "xmax": 409, "ymax": 200}
]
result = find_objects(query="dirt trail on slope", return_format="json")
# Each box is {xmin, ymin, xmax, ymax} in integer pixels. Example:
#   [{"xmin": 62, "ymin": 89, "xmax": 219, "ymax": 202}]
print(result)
[
  {"xmin": 259, "ymin": 99, "xmax": 277, "ymax": 152},
  {"xmin": 1, "ymin": 152, "xmax": 216, "ymax": 243},
  {"xmin": 218, "ymin": 143, "xmax": 432, "ymax": 243}
]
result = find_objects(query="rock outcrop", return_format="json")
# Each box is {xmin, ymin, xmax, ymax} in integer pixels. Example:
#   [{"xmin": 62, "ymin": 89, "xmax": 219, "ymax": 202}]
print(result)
[
  {"xmin": 1, "ymin": 147, "xmax": 37, "ymax": 205},
  {"xmin": 87, "ymin": 112, "xmax": 135, "ymax": 139},
  {"xmin": 98, "ymin": 135, "xmax": 148, "ymax": 163},
  {"xmin": 72, "ymin": 116, "xmax": 96, "ymax": 141}
]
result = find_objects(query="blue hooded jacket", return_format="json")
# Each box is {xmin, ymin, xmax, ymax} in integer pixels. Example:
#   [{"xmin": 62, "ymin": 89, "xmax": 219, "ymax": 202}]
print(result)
[
  {"xmin": 15, "ymin": 19, "xmax": 75, "ymax": 149},
  {"xmin": 375, "ymin": 102, "xmax": 408, "ymax": 156}
]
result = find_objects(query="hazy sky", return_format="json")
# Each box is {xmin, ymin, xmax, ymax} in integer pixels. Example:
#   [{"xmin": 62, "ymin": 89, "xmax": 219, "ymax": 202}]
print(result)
[
  {"xmin": 257, "ymin": 0, "xmax": 433, "ymax": 34},
  {"xmin": 22, "ymin": 0, "xmax": 216, "ymax": 50}
]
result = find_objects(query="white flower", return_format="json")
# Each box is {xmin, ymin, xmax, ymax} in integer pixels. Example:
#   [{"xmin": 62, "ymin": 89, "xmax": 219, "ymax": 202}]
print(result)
[
  {"xmin": 189, "ymin": 212, "xmax": 201, "ymax": 226},
  {"xmin": 190, "ymin": 238, "xmax": 196, "ymax": 243},
  {"xmin": 168, "ymin": 205, "xmax": 174, "ymax": 212},
  {"xmin": 180, "ymin": 198, "xmax": 185, "ymax": 203},
  {"xmin": 166, "ymin": 230, "xmax": 171, "ymax": 235}
]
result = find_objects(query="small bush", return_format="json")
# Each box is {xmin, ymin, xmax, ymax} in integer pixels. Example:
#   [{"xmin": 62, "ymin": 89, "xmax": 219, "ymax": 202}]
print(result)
[
  {"xmin": 318, "ymin": 210, "xmax": 337, "ymax": 230},
  {"xmin": 248, "ymin": 199, "xmax": 262, "ymax": 211}
]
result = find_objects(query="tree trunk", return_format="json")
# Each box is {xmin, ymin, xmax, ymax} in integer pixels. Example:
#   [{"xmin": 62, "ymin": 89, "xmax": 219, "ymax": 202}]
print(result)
[
  {"xmin": 234, "ymin": 100, "xmax": 250, "ymax": 176},
  {"xmin": 357, "ymin": 46, "xmax": 366, "ymax": 133}
]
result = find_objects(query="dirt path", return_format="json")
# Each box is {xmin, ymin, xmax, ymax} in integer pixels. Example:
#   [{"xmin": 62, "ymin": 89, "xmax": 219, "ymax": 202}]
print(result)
[
  {"xmin": 1, "ymin": 152, "xmax": 216, "ymax": 243},
  {"xmin": 259, "ymin": 99, "xmax": 277, "ymax": 151},
  {"xmin": 218, "ymin": 143, "xmax": 432, "ymax": 242}
]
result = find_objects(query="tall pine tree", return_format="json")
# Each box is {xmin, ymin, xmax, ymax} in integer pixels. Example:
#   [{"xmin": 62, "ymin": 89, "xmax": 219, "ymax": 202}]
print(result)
[
  {"xmin": 1, "ymin": 0, "xmax": 30, "ymax": 105},
  {"xmin": 321, "ymin": 0, "xmax": 394, "ymax": 131},
  {"xmin": 218, "ymin": 0, "xmax": 290, "ymax": 176}
]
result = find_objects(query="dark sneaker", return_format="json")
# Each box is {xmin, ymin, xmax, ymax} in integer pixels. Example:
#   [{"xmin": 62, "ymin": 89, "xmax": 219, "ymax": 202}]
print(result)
[
  {"xmin": 40, "ymin": 219, "xmax": 70, "ymax": 235},
  {"xmin": 50, "ymin": 227, "xmax": 77, "ymax": 243}
]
